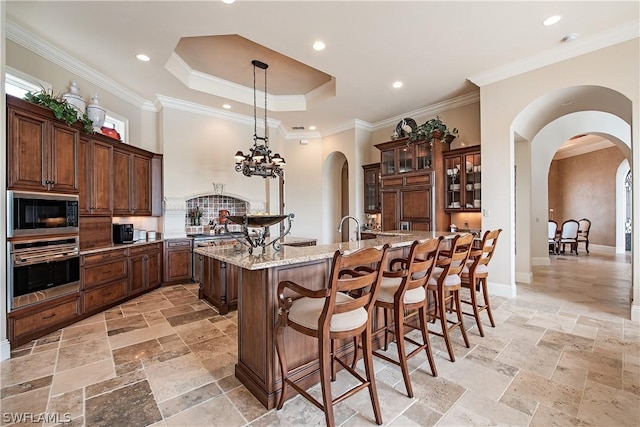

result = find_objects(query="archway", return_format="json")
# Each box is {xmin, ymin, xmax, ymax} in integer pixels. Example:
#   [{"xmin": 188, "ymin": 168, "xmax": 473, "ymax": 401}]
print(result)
[{"xmin": 322, "ymin": 151, "xmax": 349, "ymax": 244}]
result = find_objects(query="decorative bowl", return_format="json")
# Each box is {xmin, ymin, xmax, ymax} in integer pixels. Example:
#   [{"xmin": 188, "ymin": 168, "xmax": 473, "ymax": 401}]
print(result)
[{"xmin": 226, "ymin": 214, "xmax": 289, "ymax": 228}]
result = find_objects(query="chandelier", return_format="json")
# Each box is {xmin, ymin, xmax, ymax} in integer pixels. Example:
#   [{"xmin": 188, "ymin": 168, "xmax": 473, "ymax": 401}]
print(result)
[{"xmin": 234, "ymin": 60, "xmax": 285, "ymax": 178}]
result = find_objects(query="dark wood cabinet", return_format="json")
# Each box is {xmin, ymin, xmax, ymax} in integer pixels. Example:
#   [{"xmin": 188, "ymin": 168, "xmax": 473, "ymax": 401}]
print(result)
[
  {"xmin": 163, "ymin": 239, "xmax": 192, "ymax": 285},
  {"xmin": 7, "ymin": 293, "xmax": 81, "ymax": 348},
  {"xmin": 81, "ymin": 248, "xmax": 128, "ymax": 315},
  {"xmin": 376, "ymin": 136, "xmax": 450, "ymax": 231},
  {"xmin": 7, "ymin": 96, "xmax": 78, "ymax": 193},
  {"xmin": 112, "ymin": 147, "xmax": 159, "ymax": 216},
  {"xmin": 79, "ymin": 137, "xmax": 113, "ymax": 215},
  {"xmin": 443, "ymin": 146, "xmax": 481, "ymax": 212},
  {"xmin": 128, "ymin": 242, "xmax": 162, "ymax": 296},
  {"xmin": 363, "ymin": 163, "xmax": 381, "ymax": 213},
  {"xmin": 199, "ymin": 256, "xmax": 238, "ymax": 314}
]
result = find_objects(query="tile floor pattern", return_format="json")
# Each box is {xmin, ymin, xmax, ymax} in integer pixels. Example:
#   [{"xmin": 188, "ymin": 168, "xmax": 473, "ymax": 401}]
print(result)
[{"xmin": 1, "ymin": 248, "xmax": 639, "ymax": 426}]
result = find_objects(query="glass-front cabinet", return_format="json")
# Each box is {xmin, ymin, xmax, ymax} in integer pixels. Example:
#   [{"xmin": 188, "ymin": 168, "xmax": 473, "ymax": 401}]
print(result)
[
  {"xmin": 444, "ymin": 146, "xmax": 481, "ymax": 212},
  {"xmin": 378, "ymin": 138, "xmax": 433, "ymax": 176},
  {"xmin": 362, "ymin": 163, "xmax": 381, "ymax": 213}
]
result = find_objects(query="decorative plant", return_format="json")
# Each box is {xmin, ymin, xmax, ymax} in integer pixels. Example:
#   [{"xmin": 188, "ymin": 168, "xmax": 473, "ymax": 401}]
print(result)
[
  {"xmin": 409, "ymin": 116, "xmax": 458, "ymax": 144},
  {"xmin": 24, "ymin": 87, "xmax": 94, "ymax": 134},
  {"xmin": 189, "ymin": 206, "xmax": 204, "ymax": 225}
]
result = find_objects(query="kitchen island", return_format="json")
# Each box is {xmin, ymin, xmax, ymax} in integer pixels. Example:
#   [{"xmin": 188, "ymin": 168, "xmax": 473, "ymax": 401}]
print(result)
[{"xmin": 194, "ymin": 230, "xmax": 455, "ymax": 409}]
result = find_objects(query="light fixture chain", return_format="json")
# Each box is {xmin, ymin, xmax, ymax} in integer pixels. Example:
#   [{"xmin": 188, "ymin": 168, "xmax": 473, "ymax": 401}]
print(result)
[{"xmin": 264, "ymin": 64, "xmax": 268, "ymax": 145}]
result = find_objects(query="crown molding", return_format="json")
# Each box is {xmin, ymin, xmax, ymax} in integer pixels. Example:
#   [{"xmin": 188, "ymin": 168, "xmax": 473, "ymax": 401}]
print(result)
[
  {"xmin": 155, "ymin": 94, "xmax": 281, "ymax": 129},
  {"xmin": 371, "ymin": 91, "xmax": 480, "ymax": 132},
  {"xmin": 469, "ymin": 21, "xmax": 640, "ymax": 87},
  {"xmin": 6, "ymin": 20, "xmax": 154, "ymax": 111}
]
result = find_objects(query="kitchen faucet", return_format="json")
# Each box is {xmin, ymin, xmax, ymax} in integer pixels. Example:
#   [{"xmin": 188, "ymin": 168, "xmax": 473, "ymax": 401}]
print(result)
[{"xmin": 337, "ymin": 215, "xmax": 361, "ymax": 241}]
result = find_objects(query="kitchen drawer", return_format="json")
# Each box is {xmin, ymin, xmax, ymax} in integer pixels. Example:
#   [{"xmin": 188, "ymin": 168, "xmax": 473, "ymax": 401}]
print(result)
[
  {"xmin": 82, "ymin": 248, "xmax": 127, "ymax": 266},
  {"xmin": 82, "ymin": 258, "xmax": 127, "ymax": 289},
  {"xmin": 10, "ymin": 294, "xmax": 80, "ymax": 339},
  {"xmin": 83, "ymin": 280, "xmax": 127, "ymax": 313},
  {"xmin": 405, "ymin": 173, "xmax": 432, "ymax": 186},
  {"xmin": 128, "ymin": 242, "xmax": 162, "ymax": 255},
  {"xmin": 165, "ymin": 239, "xmax": 192, "ymax": 249}
]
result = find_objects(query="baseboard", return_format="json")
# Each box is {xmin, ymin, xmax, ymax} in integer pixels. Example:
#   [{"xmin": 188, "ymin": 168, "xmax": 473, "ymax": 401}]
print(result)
[
  {"xmin": 488, "ymin": 280, "xmax": 516, "ymax": 298},
  {"xmin": 587, "ymin": 244, "xmax": 615, "ymax": 253},
  {"xmin": 515, "ymin": 271, "xmax": 533, "ymax": 283},
  {"xmin": 0, "ymin": 339, "xmax": 10, "ymax": 361},
  {"xmin": 632, "ymin": 304, "xmax": 640, "ymax": 323}
]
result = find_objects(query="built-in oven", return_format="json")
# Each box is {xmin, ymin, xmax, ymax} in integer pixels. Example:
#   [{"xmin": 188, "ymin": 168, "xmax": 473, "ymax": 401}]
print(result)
[
  {"xmin": 7, "ymin": 190, "xmax": 79, "ymax": 238},
  {"xmin": 8, "ymin": 236, "xmax": 80, "ymax": 310}
]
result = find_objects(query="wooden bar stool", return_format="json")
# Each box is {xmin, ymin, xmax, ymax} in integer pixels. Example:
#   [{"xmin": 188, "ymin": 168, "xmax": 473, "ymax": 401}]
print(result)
[
  {"xmin": 370, "ymin": 237, "xmax": 442, "ymax": 398},
  {"xmin": 426, "ymin": 233, "xmax": 473, "ymax": 362},
  {"xmin": 460, "ymin": 229, "xmax": 502, "ymax": 337},
  {"xmin": 274, "ymin": 244, "xmax": 389, "ymax": 427}
]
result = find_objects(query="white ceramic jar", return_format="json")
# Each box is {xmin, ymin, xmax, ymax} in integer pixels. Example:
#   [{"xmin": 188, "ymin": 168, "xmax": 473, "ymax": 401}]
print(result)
[
  {"xmin": 86, "ymin": 93, "xmax": 106, "ymax": 131},
  {"xmin": 62, "ymin": 80, "xmax": 86, "ymax": 120}
]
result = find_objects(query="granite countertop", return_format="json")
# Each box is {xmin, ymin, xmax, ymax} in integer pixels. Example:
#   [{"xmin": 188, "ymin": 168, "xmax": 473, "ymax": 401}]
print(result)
[
  {"xmin": 194, "ymin": 231, "xmax": 456, "ymax": 270},
  {"xmin": 80, "ymin": 239, "xmax": 164, "ymax": 255}
]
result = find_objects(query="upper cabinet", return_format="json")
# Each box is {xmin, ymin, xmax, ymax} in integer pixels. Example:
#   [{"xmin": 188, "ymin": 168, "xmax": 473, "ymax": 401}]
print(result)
[
  {"xmin": 7, "ymin": 96, "xmax": 78, "ymax": 193},
  {"xmin": 113, "ymin": 147, "xmax": 162, "ymax": 217},
  {"xmin": 378, "ymin": 138, "xmax": 433, "ymax": 176},
  {"xmin": 79, "ymin": 136, "xmax": 113, "ymax": 216},
  {"xmin": 362, "ymin": 163, "xmax": 381, "ymax": 214},
  {"xmin": 443, "ymin": 146, "xmax": 481, "ymax": 212}
]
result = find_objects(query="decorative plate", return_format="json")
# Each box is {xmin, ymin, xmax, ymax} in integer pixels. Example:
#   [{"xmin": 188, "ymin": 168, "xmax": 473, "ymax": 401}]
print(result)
[{"xmin": 395, "ymin": 118, "xmax": 417, "ymax": 138}]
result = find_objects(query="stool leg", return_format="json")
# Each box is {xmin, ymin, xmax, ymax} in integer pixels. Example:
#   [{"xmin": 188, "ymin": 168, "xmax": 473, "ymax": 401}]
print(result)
[
  {"xmin": 394, "ymin": 306, "xmax": 413, "ymax": 398},
  {"xmin": 319, "ymin": 337, "xmax": 336, "ymax": 427},
  {"xmin": 480, "ymin": 277, "xmax": 495, "ymax": 328},
  {"xmin": 469, "ymin": 277, "xmax": 484, "ymax": 337},
  {"xmin": 439, "ymin": 290, "xmax": 456, "ymax": 362},
  {"xmin": 453, "ymin": 289, "xmax": 470, "ymax": 348},
  {"xmin": 275, "ymin": 322, "xmax": 288, "ymax": 410},
  {"xmin": 362, "ymin": 327, "xmax": 383, "ymax": 425},
  {"xmin": 418, "ymin": 305, "xmax": 437, "ymax": 377}
]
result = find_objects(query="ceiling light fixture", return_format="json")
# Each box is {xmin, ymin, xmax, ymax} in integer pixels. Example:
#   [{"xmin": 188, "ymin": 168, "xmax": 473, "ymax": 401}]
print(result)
[
  {"xmin": 312, "ymin": 41, "xmax": 326, "ymax": 51},
  {"xmin": 392, "ymin": 81, "xmax": 403, "ymax": 88},
  {"xmin": 136, "ymin": 54, "xmax": 150, "ymax": 62},
  {"xmin": 561, "ymin": 33, "xmax": 578, "ymax": 43},
  {"xmin": 223, "ymin": 104, "xmax": 231, "ymax": 109},
  {"xmin": 309, "ymin": 126, "xmax": 317, "ymax": 130},
  {"xmin": 234, "ymin": 60, "xmax": 285, "ymax": 179},
  {"xmin": 221, "ymin": 0, "xmax": 236, "ymax": 4},
  {"xmin": 542, "ymin": 15, "xmax": 562, "ymax": 26}
]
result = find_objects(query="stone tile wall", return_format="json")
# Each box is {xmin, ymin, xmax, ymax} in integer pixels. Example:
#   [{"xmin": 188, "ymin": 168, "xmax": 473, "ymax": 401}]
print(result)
[{"xmin": 185, "ymin": 195, "xmax": 248, "ymax": 231}]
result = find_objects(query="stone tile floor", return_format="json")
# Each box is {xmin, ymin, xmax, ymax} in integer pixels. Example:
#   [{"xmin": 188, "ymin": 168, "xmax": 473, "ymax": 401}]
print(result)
[{"xmin": 1, "ymin": 248, "xmax": 638, "ymax": 426}]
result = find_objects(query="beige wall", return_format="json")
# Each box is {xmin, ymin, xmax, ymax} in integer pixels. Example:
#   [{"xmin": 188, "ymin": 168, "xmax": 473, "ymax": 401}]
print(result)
[
  {"xmin": 548, "ymin": 147, "xmax": 625, "ymax": 247},
  {"xmin": 481, "ymin": 38, "xmax": 638, "ymax": 318}
]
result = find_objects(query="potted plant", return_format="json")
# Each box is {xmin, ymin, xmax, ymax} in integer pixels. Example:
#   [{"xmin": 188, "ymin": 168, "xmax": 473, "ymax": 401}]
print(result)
[
  {"xmin": 409, "ymin": 116, "xmax": 458, "ymax": 143},
  {"xmin": 189, "ymin": 206, "xmax": 204, "ymax": 226},
  {"xmin": 24, "ymin": 87, "xmax": 94, "ymax": 133}
]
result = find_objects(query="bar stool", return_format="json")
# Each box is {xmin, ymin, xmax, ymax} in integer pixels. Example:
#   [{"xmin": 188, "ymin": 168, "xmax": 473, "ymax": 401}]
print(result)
[
  {"xmin": 426, "ymin": 233, "xmax": 473, "ymax": 362},
  {"xmin": 274, "ymin": 244, "xmax": 389, "ymax": 427},
  {"xmin": 460, "ymin": 229, "xmax": 501, "ymax": 337},
  {"xmin": 370, "ymin": 237, "xmax": 442, "ymax": 398}
]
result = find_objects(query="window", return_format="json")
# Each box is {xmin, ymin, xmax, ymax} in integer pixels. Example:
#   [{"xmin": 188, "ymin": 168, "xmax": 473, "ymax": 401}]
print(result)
[
  {"xmin": 5, "ymin": 69, "xmax": 129, "ymax": 143},
  {"xmin": 5, "ymin": 68, "xmax": 50, "ymax": 98}
]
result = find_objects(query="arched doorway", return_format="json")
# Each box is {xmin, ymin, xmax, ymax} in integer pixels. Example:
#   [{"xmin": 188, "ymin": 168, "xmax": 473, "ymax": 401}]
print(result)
[{"xmin": 322, "ymin": 151, "xmax": 349, "ymax": 244}]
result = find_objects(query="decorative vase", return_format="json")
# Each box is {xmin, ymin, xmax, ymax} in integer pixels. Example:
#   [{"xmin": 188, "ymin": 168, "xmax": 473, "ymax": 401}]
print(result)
[
  {"xmin": 86, "ymin": 93, "xmax": 106, "ymax": 132},
  {"xmin": 62, "ymin": 80, "xmax": 86, "ymax": 120}
]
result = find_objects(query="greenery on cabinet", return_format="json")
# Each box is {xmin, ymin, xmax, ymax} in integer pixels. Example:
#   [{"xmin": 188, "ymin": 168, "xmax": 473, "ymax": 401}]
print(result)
[
  {"xmin": 24, "ymin": 88, "xmax": 94, "ymax": 133},
  {"xmin": 409, "ymin": 116, "xmax": 458, "ymax": 144}
]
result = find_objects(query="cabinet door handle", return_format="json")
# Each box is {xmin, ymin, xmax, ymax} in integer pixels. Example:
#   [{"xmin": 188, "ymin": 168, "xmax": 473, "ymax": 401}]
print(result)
[{"xmin": 42, "ymin": 313, "xmax": 56, "ymax": 320}]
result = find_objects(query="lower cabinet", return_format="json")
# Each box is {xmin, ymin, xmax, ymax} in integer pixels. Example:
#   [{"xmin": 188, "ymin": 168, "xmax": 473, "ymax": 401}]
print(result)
[
  {"xmin": 7, "ymin": 293, "xmax": 81, "ymax": 348},
  {"xmin": 128, "ymin": 242, "xmax": 162, "ymax": 296},
  {"xmin": 199, "ymin": 256, "xmax": 237, "ymax": 315},
  {"xmin": 163, "ymin": 239, "xmax": 192, "ymax": 285},
  {"xmin": 81, "ymin": 248, "xmax": 128, "ymax": 315}
]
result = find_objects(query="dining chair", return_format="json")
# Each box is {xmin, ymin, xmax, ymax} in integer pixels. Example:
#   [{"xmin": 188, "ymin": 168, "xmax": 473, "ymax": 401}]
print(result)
[
  {"xmin": 274, "ymin": 244, "xmax": 389, "ymax": 427},
  {"xmin": 548, "ymin": 220, "xmax": 559, "ymax": 254},
  {"xmin": 557, "ymin": 219, "xmax": 580, "ymax": 255},
  {"xmin": 577, "ymin": 218, "xmax": 591, "ymax": 254},
  {"xmin": 426, "ymin": 233, "xmax": 474, "ymax": 362},
  {"xmin": 369, "ymin": 237, "xmax": 442, "ymax": 398},
  {"xmin": 460, "ymin": 229, "xmax": 502, "ymax": 337}
]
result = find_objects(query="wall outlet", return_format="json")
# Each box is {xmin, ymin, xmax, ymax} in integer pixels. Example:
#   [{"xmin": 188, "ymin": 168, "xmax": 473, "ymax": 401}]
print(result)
[{"xmin": 483, "ymin": 209, "xmax": 491, "ymax": 217}]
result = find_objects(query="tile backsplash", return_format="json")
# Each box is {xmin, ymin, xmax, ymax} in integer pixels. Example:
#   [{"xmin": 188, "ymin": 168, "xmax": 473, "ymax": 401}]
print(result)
[{"xmin": 185, "ymin": 195, "xmax": 249, "ymax": 230}]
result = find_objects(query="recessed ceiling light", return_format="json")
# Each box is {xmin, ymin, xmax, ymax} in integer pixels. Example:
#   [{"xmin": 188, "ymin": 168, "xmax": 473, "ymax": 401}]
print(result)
[
  {"xmin": 309, "ymin": 126, "xmax": 317, "ymax": 130},
  {"xmin": 312, "ymin": 41, "xmax": 325, "ymax": 51},
  {"xmin": 392, "ymin": 81, "xmax": 403, "ymax": 89},
  {"xmin": 223, "ymin": 104, "xmax": 231, "ymax": 109},
  {"xmin": 561, "ymin": 33, "xmax": 578, "ymax": 43},
  {"xmin": 542, "ymin": 15, "xmax": 562, "ymax": 26},
  {"xmin": 136, "ymin": 54, "xmax": 150, "ymax": 62},
  {"xmin": 221, "ymin": 0, "xmax": 235, "ymax": 4}
]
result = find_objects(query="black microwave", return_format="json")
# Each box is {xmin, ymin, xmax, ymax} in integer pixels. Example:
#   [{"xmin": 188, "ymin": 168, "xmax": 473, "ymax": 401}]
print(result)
[{"xmin": 7, "ymin": 190, "xmax": 79, "ymax": 238}]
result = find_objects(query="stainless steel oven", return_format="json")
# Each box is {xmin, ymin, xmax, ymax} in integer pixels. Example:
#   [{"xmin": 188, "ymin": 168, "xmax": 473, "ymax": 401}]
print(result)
[
  {"xmin": 8, "ymin": 236, "xmax": 80, "ymax": 310},
  {"xmin": 7, "ymin": 190, "xmax": 79, "ymax": 238}
]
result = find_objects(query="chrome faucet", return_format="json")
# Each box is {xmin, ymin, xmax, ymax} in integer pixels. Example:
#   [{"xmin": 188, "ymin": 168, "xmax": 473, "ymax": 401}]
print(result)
[{"xmin": 337, "ymin": 215, "xmax": 361, "ymax": 241}]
